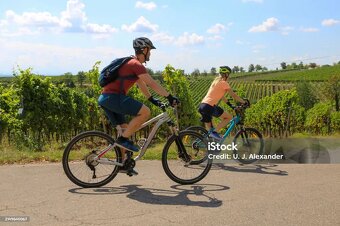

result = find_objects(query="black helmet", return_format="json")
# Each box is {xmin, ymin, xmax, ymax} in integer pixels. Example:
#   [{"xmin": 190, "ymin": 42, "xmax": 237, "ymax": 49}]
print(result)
[
  {"xmin": 219, "ymin": 66, "xmax": 232, "ymax": 74},
  {"xmin": 133, "ymin": 37, "xmax": 156, "ymax": 51}
]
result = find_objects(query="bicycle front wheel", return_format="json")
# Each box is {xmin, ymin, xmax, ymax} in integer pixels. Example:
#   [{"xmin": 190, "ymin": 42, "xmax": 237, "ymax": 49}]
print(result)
[
  {"xmin": 162, "ymin": 130, "xmax": 212, "ymax": 185},
  {"xmin": 233, "ymin": 128, "xmax": 264, "ymax": 164},
  {"xmin": 62, "ymin": 131, "xmax": 122, "ymax": 188}
]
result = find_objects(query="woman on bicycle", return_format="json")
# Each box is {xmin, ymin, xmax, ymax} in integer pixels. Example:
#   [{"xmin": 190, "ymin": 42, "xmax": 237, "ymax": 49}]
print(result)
[{"xmin": 198, "ymin": 66, "xmax": 246, "ymax": 139}]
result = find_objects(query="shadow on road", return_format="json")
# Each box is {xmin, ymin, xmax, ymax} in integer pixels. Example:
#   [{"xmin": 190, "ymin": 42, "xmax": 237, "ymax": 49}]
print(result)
[
  {"xmin": 210, "ymin": 163, "xmax": 288, "ymax": 176},
  {"xmin": 69, "ymin": 184, "xmax": 229, "ymax": 208}
]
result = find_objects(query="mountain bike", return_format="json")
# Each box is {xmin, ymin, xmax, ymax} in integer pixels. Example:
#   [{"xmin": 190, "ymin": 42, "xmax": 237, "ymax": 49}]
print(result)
[
  {"xmin": 186, "ymin": 99, "xmax": 264, "ymax": 164},
  {"xmin": 62, "ymin": 104, "xmax": 212, "ymax": 188}
]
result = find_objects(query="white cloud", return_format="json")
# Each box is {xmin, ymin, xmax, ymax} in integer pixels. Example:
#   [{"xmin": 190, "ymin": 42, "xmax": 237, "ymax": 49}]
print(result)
[
  {"xmin": 1, "ymin": 27, "xmax": 40, "ymax": 37},
  {"xmin": 280, "ymin": 26, "xmax": 294, "ymax": 35},
  {"xmin": 322, "ymin": 19, "xmax": 340, "ymax": 26},
  {"xmin": 242, "ymin": 0, "xmax": 263, "ymax": 3},
  {"xmin": 249, "ymin": 17, "xmax": 279, "ymax": 32},
  {"xmin": 60, "ymin": 0, "xmax": 87, "ymax": 31},
  {"xmin": 207, "ymin": 23, "xmax": 233, "ymax": 34},
  {"xmin": 121, "ymin": 16, "xmax": 158, "ymax": 33},
  {"xmin": 135, "ymin": 1, "xmax": 157, "ymax": 10},
  {"xmin": 207, "ymin": 23, "xmax": 226, "ymax": 34},
  {"xmin": 175, "ymin": 32, "xmax": 205, "ymax": 46},
  {"xmin": 300, "ymin": 27, "xmax": 319, "ymax": 32},
  {"xmin": 5, "ymin": 10, "xmax": 61, "ymax": 27},
  {"xmin": 248, "ymin": 18, "xmax": 294, "ymax": 35},
  {"xmin": 150, "ymin": 32, "xmax": 175, "ymax": 43},
  {"xmin": 0, "ymin": 0, "xmax": 118, "ymax": 36}
]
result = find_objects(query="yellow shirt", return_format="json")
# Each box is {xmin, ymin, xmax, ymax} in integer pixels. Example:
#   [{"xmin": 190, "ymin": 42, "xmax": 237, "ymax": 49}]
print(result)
[{"xmin": 201, "ymin": 80, "xmax": 230, "ymax": 106}]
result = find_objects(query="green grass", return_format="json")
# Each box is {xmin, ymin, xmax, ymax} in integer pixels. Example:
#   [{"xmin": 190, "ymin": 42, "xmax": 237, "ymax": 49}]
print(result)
[
  {"xmin": 0, "ymin": 146, "xmax": 64, "ymax": 164},
  {"xmin": 0, "ymin": 142, "xmax": 167, "ymax": 164}
]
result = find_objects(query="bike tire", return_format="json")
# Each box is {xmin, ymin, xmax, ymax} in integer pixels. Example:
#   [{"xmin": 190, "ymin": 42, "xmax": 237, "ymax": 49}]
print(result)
[
  {"xmin": 233, "ymin": 128, "xmax": 264, "ymax": 164},
  {"xmin": 185, "ymin": 126, "xmax": 209, "ymax": 136},
  {"xmin": 62, "ymin": 130, "xmax": 122, "ymax": 188},
  {"xmin": 162, "ymin": 130, "xmax": 212, "ymax": 185}
]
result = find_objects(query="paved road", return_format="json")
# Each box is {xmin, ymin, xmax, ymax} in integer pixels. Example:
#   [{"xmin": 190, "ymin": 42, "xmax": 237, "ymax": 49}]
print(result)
[{"xmin": 0, "ymin": 161, "xmax": 339, "ymax": 226}]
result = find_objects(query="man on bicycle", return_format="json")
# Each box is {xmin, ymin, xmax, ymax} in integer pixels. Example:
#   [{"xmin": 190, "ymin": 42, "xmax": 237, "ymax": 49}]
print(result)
[{"xmin": 98, "ymin": 37, "xmax": 179, "ymax": 173}]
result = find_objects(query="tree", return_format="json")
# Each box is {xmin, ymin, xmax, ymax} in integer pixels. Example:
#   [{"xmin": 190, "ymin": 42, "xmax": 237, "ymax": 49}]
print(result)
[
  {"xmin": 262, "ymin": 67, "xmax": 268, "ymax": 71},
  {"xmin": 280, "ymin": 62, "xmax": 287, "ymax": 70},
  {"xmin": 232, "ymin": 66, "xmax": 239, "ymax": 73},
  {"xmin": 63, "ymin": 72, "xmax": 75, "ymax": 88},
  {"xmin": 191, "ymin": 69, "xmax": 200, "ymax": 77},
  {"xmin": 309, "ymin": 63, "xmax": 317, "ymax": 69},
  {"xmin": 240, "ymin": 67, "xmax": 245, "ymax": 73},
  {"xmin": 291, "ymin": 62, "xmax": 298, "ymax": 69},
  {"xmin": 210, "ymin": 67, "xmax": 217, "ymax": 76},
  {"xmin": 255, "ymin": 64, "xmax": 262, "ymax": 72},
  {"xmin": 298, "ymin": 61, "xmax": 304, "ymax": 69},
  {"xmin": 77, "ymin": 71, "xmax": 86, "ymax": 87},
  {"xmin": 248, "ymin": 64, "xmax": 255, "ymax": 72}
]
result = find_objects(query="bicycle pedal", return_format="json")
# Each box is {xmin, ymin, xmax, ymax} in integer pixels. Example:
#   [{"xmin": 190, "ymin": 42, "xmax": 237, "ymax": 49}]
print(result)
[{"xmin": 127, "ymin": 169, "xmax": 138, "ymax": 176}]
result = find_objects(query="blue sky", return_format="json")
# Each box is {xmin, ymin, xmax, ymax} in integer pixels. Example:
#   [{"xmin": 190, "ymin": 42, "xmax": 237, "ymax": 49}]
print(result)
[{"xmin": 0, "ymin": 0, "xmax": 339, "ymax": 75}]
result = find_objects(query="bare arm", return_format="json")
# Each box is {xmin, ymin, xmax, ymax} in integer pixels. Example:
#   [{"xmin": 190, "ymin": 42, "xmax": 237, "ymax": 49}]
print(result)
[
  {"xmin": 221, "ymin": 96, "xmax": 228, "ymax": 103},
  {"xmin": 227, "ymin": 89, "xmax": 245, "ymax": 104},
  {"xmin": 138, "ymin": 73, "xmax": 169, "ymax": 97},
  {"xmin": 136, "ymin": 79, "xmax": 151, "ymax": 99}
]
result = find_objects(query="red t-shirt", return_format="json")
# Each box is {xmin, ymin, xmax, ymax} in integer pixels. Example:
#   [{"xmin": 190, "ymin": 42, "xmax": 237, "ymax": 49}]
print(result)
[{"xmin": 102, "ymin": 57, "xmax": 147, "ymax": 95}]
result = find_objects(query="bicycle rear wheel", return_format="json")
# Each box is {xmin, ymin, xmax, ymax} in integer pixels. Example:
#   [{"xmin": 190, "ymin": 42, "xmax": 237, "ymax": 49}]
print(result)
[
  {"xmin": 233, "ymin": 128, "xmax": 264, "ymax": 164},
  {"xmin": 162, "ymin": 130, "xmax": 212, "ymax": 185},
  {"xmin": 62, "ymin": 131, "xmax": 122, "ymax": 188}
]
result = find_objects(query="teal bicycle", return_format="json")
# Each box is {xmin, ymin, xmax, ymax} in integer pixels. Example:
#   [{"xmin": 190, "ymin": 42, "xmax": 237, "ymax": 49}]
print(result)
[{"xmin": 186, "ymin": 99, "xmax": 264, "ymax": 164}]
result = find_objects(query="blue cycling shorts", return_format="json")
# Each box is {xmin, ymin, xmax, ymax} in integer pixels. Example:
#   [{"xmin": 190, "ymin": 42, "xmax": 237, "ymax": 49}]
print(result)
[{"xmin": 98, "ymin": 93, "xmax": 143, "ymax": 126}]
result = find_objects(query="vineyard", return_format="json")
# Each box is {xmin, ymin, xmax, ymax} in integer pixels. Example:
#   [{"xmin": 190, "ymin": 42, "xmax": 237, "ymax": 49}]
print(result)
[
  {"xmin": 189, "ymin": 78, "xmax": 326, "ymax": 106},
  {"xmin": 1, "ymin": 64, "xmax": 340, "ymax": 151},
  {"xmin": 229, "ymin": 64, "xmax": 340, "ymax": 81}
]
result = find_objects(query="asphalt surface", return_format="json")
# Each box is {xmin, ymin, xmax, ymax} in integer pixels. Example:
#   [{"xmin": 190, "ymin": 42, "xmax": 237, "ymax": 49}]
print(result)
[{"xmin": 0, "ymin": 161, "xmax": 339, "ymax": 226}]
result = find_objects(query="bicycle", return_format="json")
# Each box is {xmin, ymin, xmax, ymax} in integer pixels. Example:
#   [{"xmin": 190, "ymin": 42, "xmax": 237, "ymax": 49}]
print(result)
[
  {"xmin": 62, "ymin": 103, "xmax": 212, "ymax": 188},
  {"xmin": 186, "ymin": 99, "xmax": 264, "ymax": 164}
]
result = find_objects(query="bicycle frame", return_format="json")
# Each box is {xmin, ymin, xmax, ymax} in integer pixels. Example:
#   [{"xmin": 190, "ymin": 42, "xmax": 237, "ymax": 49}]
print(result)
[
  {"xmin": 134, "ymin": 111, "xmax": 174, "ymax": 161},
  {"xmin": 94, "ymin": 109, "xmax": 177, "ymax": 164},
  {"xmin": 207, "ymin": 114, "xmax": 241, "ymax": 144}
]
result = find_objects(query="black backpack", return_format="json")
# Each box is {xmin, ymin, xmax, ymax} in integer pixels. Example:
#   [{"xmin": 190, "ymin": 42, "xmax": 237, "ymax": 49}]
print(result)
[{"xmin": 99, "ymin": 56, "xmax": 133, "ymax": 87}]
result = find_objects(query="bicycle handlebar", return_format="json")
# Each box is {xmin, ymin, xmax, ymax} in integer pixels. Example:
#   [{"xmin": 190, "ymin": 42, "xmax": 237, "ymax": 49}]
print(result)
[{"xmin": 225, "ymin": 98, "xmax": 250, "ymax": 113}]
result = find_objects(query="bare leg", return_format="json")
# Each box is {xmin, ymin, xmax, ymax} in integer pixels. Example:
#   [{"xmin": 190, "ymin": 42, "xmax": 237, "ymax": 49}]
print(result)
[
  {"xmin": 122, "ymin": 105, "xmax": 150, "ymax": 138},
  {"xmin": 204, "ymin": 122, "xmax": 213, "ymax": 131},
  {"xmin": 215, "ymin": 112, "xmax": 232, "ymax": 132}
]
